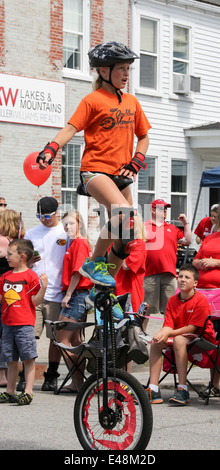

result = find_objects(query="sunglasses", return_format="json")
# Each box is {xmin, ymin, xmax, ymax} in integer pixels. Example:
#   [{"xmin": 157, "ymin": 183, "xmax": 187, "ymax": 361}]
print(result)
[
  {"xmin": 36, "ymin": 211, "xmax": 55, "ymax": 220},
  {"xmin": 0, "ymin": 203, "xmax": 7, "ymax": 207}
]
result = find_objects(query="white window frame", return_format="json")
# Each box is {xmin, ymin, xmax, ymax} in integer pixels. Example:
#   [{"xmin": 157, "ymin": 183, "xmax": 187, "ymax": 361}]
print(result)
[
  {"xmin": 173, "ymin": 24, "xmax": 190, "ymax": 75},
  {"xmin": 62, "ymin": 0, "xmax": 92, "ymax": 83},
  {"xmin": 61, "ymin": 137, "xmax": 88, "ymax": 228},
  {"xmin": 169, "ymin": 157, "xmax": 189, "ymax": 222},
  {"xmin": 132, "ymin": 154, "xmax": 160, "ymax": 222},
  {"xmin": 169, "ymin": 18, "xmax": 194, "ymax": 100},
  {"xmin": 131, "ymin": 5, "xmax": 162, "ymax": 97},
  {"xmin": 139, "ymin": 17, "xmax": 159, "ymax": 91}
]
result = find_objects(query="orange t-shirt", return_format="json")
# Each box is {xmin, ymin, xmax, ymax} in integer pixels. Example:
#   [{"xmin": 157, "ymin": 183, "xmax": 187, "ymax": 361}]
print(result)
[{"xmin": 68, "ymin": 88, "xmax": 151, "ymax": 175}]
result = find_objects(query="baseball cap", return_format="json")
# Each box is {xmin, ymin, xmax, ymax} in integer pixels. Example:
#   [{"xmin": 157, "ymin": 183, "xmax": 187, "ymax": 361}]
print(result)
[
  {"xmin": 151, "ymin": 199, "xmax": 171, "ymax": 208},
  {"xmin": 37, "ymin": 197, "xmax": 58, "ymax": 214}
]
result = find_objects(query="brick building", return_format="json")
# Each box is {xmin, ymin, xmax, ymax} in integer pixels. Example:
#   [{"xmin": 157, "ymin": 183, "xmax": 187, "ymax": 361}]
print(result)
[
  {"xmin": 0, "ymin": 0, "xmax": 130, "ymax": 246},
  {"xmin": 1, "ymin": 0, "xmax": 220, "ymax": 249}
]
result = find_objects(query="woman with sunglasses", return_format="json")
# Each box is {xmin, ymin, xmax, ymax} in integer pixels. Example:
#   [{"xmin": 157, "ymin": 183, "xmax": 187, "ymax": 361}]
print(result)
[
  {"xmin": 0, "ymin": 197, "xmax": 7, "ymax": 213},
  {"xmin": 24, "ymin": 197, "xmax": 68, "ymax": 393}
]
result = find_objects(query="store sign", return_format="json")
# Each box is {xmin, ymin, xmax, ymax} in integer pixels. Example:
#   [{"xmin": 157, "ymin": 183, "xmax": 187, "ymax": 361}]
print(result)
[{"xmin": 0, "ymin": 73, "xmax": 65, "ymax": 127}]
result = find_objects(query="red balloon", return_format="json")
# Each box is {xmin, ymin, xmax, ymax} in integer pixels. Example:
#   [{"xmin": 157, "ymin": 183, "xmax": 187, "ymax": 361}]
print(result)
[{"xmin": 23, "ymin": 152, "xmax": 52, "ymax": 186}]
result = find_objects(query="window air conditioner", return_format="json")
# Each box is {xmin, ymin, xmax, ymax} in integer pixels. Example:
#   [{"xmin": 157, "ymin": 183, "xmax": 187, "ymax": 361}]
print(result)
[{"xmin": 173, "ymin": 74, "xmax": 201, "ymax": 94}]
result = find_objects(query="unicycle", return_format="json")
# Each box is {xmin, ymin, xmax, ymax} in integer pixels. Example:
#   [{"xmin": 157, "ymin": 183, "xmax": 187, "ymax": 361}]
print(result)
[{"xmin": 73, "ymin": 288, "xmax": 153, "ymax": 450}]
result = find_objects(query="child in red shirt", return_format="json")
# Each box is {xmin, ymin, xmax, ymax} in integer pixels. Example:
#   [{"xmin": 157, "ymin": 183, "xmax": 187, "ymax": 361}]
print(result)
[
  {"xmin": 115, "ymin": 216, "xmax": 147, "ymax": 312},
  {"xmin": 146, "ymin": 263, "xmax": 216, "ymax": 406},
  {"xmin": 58, "ymin": 210, "xmax": 93, "ymax": 392},
  {"xmin": 0, "ymin": 239, "xmax": 47, "ymax": 405}
]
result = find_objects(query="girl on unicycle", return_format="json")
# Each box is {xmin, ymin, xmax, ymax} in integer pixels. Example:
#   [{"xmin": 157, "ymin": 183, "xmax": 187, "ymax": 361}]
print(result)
[{"xmin": 37, "ymin": 41, "xmax": 151, "ymax": 289}]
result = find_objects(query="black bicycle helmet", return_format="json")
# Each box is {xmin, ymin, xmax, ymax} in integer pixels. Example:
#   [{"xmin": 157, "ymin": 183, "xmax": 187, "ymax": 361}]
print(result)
[{"xmin": 88, "ymin": 41, "xmax": 139, "ymax": 68}]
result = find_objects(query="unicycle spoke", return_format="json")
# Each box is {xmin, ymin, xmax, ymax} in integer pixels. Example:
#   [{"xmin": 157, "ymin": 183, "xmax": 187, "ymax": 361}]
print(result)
[{"xmin": 74, "ymin": 369, "xmax": 153, "ymax": 450}]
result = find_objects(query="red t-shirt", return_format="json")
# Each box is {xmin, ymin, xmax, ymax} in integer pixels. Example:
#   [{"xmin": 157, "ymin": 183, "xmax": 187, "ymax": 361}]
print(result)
[
  {"xmin": 115, "ymin": 239, "xmax": 147, "ymax": 312},
  {"xmin": 61, "ymin": 237, "xmax": 93, "ymax": 291},
  {"xmin": 164, "ymin": 291, "xmax": 216, "ymax": 344},
  {"xmin": 194, "ymin": 232, "xmax": 220, "ymax": 288},
  {"xmin": 0, "ymin": 269, "xmax": 40, "ymax": 326},
  {"xmin": 68, "ymin": 88, "xmax": 151, "ymax": 175},
  {"xmin": 144, "ymin": 220, "xmax": 184, "ymax": 277},
  {"xmin": 194, "ymin": 217, "xmax": 212, "ymax": 241}
]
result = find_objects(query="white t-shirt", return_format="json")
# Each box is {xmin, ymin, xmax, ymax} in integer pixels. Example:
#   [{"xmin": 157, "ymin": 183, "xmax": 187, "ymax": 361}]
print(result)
[{"xmin": 25, "ymin": 222, "xmax": 68, "ymax": 302}]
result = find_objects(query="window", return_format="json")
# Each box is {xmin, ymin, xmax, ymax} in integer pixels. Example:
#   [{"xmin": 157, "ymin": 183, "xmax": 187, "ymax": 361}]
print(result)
[
  {"xmin": 63, "ymin": 0, "xmax": 83, "ymax": 71},
  {"xmin": 171, "ymin": 160, "xmax": 187, "ymax": 220},
  {"xmin": 61, "ymin": 143, "xmax": 81, "ymax": 213},
  {"xmin": 63, "ymin": 0, "xmax": 90, "ymax": 78},
  {"xmin": 140, "ymin": 18, "xmax": 158, "ymax": 89},
  {"xmin": 138, "ymin": 157, "xmax": 155, "ymax": 218},
  {"xmin": 173, "ymin": 25, "xmax": 189, "ymax": 75}
]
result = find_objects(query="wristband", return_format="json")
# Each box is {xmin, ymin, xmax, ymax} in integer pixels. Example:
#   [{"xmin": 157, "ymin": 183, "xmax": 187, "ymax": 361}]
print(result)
[
  {"xmin": 123, "ymin": 152, "xmax": 148, "ymax": 174},
  {"xmin": 36, "ymin": 141, "xmax": 59, "ymax": 165}
]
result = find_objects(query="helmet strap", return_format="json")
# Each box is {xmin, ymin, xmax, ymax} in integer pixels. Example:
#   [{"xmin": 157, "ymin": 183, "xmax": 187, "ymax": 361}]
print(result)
[{"xmin": 99, "ymin": 64, "xmax": 122, "ymax": 103}]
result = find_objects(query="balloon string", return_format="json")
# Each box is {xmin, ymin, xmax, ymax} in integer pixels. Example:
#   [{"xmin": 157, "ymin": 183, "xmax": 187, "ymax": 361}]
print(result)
[
  {"xmin": 18, "ymin": 212, "xmax": 22, "ymax": 239},
  {"xmin": 35, "ymin": 185, "xmax": 46, "ymax": 273}
]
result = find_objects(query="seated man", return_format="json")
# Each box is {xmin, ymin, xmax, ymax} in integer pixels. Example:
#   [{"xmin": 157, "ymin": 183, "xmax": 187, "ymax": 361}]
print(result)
[{"xmin": 146, "ymin": 263, "xmax": 217, "ymax": 406}]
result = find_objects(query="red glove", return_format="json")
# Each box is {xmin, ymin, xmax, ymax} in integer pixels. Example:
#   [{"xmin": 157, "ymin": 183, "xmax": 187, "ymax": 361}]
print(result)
[
  {"xmin": 36, "ymin": 141, "xmax": 59, "ymax": 165},
  {"xmin": 122, "ymin": 152, "xmax": 148, "ymax": 174}
]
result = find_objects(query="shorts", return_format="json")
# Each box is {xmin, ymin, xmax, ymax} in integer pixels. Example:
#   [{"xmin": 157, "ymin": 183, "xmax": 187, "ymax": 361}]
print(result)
[
  {"xmin": 0, "ymin": 325, "xmax": 37, "ymax": 362},
  {"xmin": 80, "ymin": 171, "xmax": 132, "ymax": 194},
  {"xmin": 81, "ymin": 171, "xmax": 105, "ymax": 193},
  {"xmin": 60, "ymin": 290, "xmax": 89, "ymax": 321},
  {"xmin": 143, "ymin": 273, "xmax": 177, "ymax": 314},
  {"xmin": 35, "ymin": 300, "xmax": 61, "ymax": 339}
]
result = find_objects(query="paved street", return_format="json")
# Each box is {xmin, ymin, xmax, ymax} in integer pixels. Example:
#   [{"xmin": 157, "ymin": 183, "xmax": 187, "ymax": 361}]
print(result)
[
  {"xmin": 1, "ymin": 317, "xmax": 220, "ymax": 456},
  {"xmin": 0, "ymin": 368, "xmax": 220, "ymax": 452}
]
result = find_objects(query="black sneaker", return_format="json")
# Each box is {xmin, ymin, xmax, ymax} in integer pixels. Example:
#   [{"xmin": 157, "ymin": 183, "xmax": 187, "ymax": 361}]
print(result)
[
  {"xmin": 0, "ymin": 392, "xmax": 18, "ymax": 403},
  {"xmin": 16, "ymin": 371, "xmax": 26, "ymax": 391},
  {"xmin": 145, "ymin": 387, "xmax": 163, "ymax": 404},
  {"xmin": 169, "ymin": 387, "xmax": 190, "ymax": 405},
  {"xmin": 41, "ymin": 371, "xmax": 59, "ymax": 391}
]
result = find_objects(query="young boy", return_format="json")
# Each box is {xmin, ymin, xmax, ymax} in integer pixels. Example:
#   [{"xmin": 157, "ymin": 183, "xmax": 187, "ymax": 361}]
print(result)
[
  {"xmin": 146, "ymin": 263, "xmax": 216, "ymax": 406},
  {"xmin": 0, "ymin": 239, "xmax": 47, "ymax": 405}
]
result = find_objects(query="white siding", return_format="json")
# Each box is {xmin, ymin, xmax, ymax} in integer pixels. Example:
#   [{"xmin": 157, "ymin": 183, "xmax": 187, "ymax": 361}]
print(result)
[{"xmin": 131, "ymin": 0, "xmax": 220, "ymax": 245}]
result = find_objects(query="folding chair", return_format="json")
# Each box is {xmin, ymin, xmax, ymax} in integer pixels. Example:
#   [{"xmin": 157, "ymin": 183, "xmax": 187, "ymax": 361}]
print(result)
[
  {"xmin": 187, "ymin": 312, "xmax": 220, "ymax": 404},
  {"xmin": 46, "ymin": 319, "xmax": 96, "ymax": 394},
  {"xmin": 45, "ymin": 292, "xmax": 132, "ymax": 394},
  {"xmin": 154, "ymin": 314, "xmax": 220, "ymax": 405}
]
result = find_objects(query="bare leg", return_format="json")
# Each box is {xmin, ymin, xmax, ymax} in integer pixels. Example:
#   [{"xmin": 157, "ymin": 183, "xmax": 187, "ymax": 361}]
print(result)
[
  {"xmin": 172, "ymin": 336, "xmax": 189, "ymax": 385},
  {"xmin": 6, "ymin": 361, "xmax": 19, "ymax": 394},
  {"xmin": 48, "ymin": 339, "xmax": 61, "ymax": 363},
  {"xmin": 23, "ymin": 358, "xmax": 35, "ymax": 395},
  {"xmin": 58, "ymin": 317, "xmax": 85, "ymax": 390},
  {"xmin": 149, "ymin": 341, "xmax": 167, "ymax": 385},
  {"xmin": 0, "ymin": 368, "xmax": 7, "ymax": 386},
  {"xmin": 87, "ymin": 176, "xmax": 133, "ymax": 277},
  {"xmin": 209, "ymin": 368, "xmax": 220, "ymax": 389}
]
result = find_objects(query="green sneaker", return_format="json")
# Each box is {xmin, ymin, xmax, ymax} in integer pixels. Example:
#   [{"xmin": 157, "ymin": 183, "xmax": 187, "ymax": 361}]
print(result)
[
  {"xmin": 169, "ymin": 387, "xmax": 190, "ymax": 405},
  {"xmin": 15, "ymin": 392, "xmax": 33, "ymax": 406},
  {"xmin": 86, "ymin": 287, "xmax": 124, "ymax": 321},
  {"xmin": 79, "ymin": 257, "xmax": 116, "ymax": 287},
  {"xmin": 0, "ymin": 392, "xmax": 18, "ymax": 404}
]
